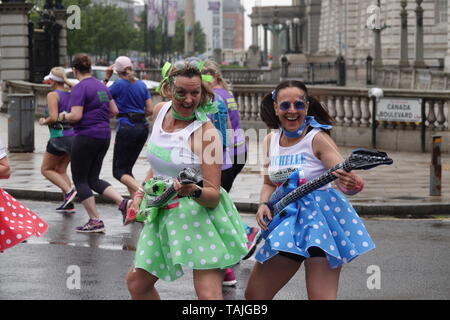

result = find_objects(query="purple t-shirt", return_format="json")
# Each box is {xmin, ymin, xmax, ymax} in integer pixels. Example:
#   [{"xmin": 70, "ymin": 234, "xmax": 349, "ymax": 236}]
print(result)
[
  {"xmin": 69, "ymin": 77, "xmax": 112, "ymax": 139},
  {"xmin": 55, "ymin": 90, "xmax": 74, "ymax": 137}
]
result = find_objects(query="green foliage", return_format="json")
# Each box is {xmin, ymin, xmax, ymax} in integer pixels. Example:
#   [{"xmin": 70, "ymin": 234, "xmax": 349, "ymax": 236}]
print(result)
[
  {"xmin": 139, "ymin": 13, "xmax": 206, "ymax": 56},
  {"xmin": 26, "ymin": 1, "xmax": 207, "ymax": 61},
  {"xmin": 27, "ymin": 0, "xmax": 139, "ymax": 59}
]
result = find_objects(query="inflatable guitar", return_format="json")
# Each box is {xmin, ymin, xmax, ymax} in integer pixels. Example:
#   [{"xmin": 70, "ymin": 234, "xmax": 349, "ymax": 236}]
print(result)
[
  {"xmin": 263, "ymin": 148, "xmax": 393, "ymax": 232},
  {"xmin": 126, "ymin": 167, "xmax": 200, "ymax": 224}
]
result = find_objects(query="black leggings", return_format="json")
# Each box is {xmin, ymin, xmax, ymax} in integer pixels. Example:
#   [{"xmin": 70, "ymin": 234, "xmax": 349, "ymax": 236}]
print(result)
[
  {"xmin": 278, "ymin": 247, "xmax": 326, "ymax": 263},
  {"xmin": 113, "ymin": 122, "xmax": 149, "ymax": 181},
  {"xmin": 220, "ymin": 150, "xmax": 248, "ymax": 192},
  {"xmin": 71, "ymin": 135, "xmax": 111, "ymax": 202}
]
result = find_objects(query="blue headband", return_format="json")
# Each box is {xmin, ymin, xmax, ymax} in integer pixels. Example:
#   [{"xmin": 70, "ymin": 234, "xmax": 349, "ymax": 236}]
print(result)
[{"xmin": 282, "ymin": 116, "xmax": 333, "ymax": 138}]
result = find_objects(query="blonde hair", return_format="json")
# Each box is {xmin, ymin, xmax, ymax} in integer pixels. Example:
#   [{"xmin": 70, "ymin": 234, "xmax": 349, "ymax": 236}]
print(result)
[
  {"xmin": 203, "ymin": 59, "xmax": 231, "ymax": 92},
  {"xmin": 158, "ymin": 63, "xmax": 214, "ymax": 107},
  {"xmin": 50, "ymin": 66, "xmax": 73, "ymax": 88},
  {"xmin": 119, "ymin": 67, "xmax": 135, "ymax": 83}
]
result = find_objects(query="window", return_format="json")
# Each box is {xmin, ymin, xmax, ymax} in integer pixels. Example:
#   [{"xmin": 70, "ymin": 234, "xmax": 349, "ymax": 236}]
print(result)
[{"xmin": 435, "ymin": 0, "xmax": 448, "ymax": 25}]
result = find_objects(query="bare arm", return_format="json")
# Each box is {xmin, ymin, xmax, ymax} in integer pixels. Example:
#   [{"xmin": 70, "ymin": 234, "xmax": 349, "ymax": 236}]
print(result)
[
  {"xmin": 312, "ymin": 131, "xmax": 364, "ymax": 194},
  {"xmin": 176, "ymin": 121, "xmax": 222, "ymax": 208},
  {"xmin": 62, "ymin": 106, "xmax": 83, "ymax": 122},
  {"xmin": 0, "ymin": 156, "xmax": 11, "ymax": 179},
  {"xmin": 145, "ymin": 98, "xmax": 153, "ymax": 117},
  {"xmin": 39, "ymin": 92, "xmax": 59, "ymax": 125},
  {"xmin": 256, "ymin": 133, "xmax": 277, "ymax": 230},
  {"xmin": 109, "ymin": 99, "xmax": 119, "ymax": 118}
]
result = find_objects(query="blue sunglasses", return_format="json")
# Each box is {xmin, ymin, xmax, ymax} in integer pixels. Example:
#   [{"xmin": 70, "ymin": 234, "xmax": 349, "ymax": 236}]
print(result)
[{"xmin": 279, "ymin": 99, "xmax": 307, "ymax": 111}]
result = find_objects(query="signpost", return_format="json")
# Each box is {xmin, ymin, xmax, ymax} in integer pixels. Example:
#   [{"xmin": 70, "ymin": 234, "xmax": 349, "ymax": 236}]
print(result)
[{"xmin": 375, "ymin": 97, "xmax": 426, "ymax": 152}]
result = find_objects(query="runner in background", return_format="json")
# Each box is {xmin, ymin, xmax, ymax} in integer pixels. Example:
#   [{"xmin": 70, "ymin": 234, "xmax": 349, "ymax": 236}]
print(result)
[
  {"xmin": 60, "ymin": 53, "xmax": 130, "ymax": 233},
  {"xmin": 105, "ymin": 56, "xmax": 153, "ymax": 206},
  {"xmin": 38, "ymin": 67, "xmax": 76, "ymax": 212}
]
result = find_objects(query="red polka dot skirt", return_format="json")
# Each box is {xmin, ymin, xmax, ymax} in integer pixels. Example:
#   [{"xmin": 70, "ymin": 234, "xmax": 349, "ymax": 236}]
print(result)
[{"xmin": 0, "ymin": 188, "xmax": 48, "ymax": 252}]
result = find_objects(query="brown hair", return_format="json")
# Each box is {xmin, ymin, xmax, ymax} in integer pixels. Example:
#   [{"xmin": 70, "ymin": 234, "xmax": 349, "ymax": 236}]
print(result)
[
  {"xmin": 260, "ymin": 80, "xmax": 334, "ymax": 134},
  {"xmin": 71, "ymin": 53, "xmax": 92, "ymax": 74},
  {"xmin": 158, "ymin": 62, "xmax": 214, "ymax": 107},
  {"xmin": 119, "ymin": 67, "xmax": 135, "ymax": 83}
]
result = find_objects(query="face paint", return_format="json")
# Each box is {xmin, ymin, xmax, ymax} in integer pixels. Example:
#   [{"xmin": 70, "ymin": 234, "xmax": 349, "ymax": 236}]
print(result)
[{"xmin": 172, "ymin": 86, "xmax": 186, "ymax": 101}]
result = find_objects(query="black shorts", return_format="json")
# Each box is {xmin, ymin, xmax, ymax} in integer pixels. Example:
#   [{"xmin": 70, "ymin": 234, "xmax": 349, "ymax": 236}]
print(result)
[
  {"xmin": 278, "ymin": 246, "xmax": 326, "ymax": 263},
  {"xmin": 46, "ymin": 136, "xmax": 74, "ymax": 156}
]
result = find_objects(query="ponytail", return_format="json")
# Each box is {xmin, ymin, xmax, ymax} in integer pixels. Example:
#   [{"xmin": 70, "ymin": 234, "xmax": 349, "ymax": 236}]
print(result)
[{"xmin": 121, "ymin": 67, "xmax": 135, "ymax": 83}]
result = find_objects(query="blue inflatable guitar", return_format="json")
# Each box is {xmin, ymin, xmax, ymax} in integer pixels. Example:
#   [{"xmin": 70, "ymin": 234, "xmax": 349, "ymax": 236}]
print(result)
[{"xmin": 263, "ymin": 148, "xmax": 393, "ymax": 234}]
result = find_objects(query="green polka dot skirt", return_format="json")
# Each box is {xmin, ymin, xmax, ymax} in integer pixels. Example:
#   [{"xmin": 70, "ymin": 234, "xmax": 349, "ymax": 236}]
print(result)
[{"xmin": 134, "ymin": 190, "xmax": 249, "ymax": 282}]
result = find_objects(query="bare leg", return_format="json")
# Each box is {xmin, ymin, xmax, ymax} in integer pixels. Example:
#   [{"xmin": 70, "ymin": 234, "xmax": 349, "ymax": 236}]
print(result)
[
  {"xmin": 81, "ymin": 196, "xmax": 100, "ymax": 220},
  {"xmin": 193, "ymin": 269, "xmax": 225, "ymax": 300},
  {"xmin": 245, "ymin": 255, "xmax": 302, "ymax": 300},
  {"xmin": 120, "ymin": 174, "xmax": 141, "ymax": 198},
  {"xmin": 126, "ymin": 266, "xmax": 160, "ymax": 300},
  {"xmin": 304, "ymin": 258, "xmax": 341, "ymax": 300},
  {"xmin": 41, "ymin": 152, "xmax": 71, "ymax": 193},
  {"xmin": 55, "ymin": 154, "xmax": 73, "ymax": 191},
  {"xmin": 101, "ymin": 185, "xmax": 124, "ymax": 206}
]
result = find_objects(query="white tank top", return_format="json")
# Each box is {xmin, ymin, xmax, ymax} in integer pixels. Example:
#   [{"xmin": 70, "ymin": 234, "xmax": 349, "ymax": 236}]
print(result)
[
  {"xmin": 268, "ymin": 128, "xmax": 331, "ymax": 190},
  {"xmin": 147, "ymin": 102, "xmax": 203, "ymax": 179}
]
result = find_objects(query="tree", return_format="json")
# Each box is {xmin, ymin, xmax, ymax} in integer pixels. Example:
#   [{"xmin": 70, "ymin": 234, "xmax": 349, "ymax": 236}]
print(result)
[{"xmin": 27, "ymin": 0, "xmax": 139, "ymax": 60}]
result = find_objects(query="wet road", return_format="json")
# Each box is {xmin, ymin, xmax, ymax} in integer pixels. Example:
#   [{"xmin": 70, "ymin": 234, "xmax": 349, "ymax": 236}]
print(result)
[{"xmin": 1, "ymin": 199, "xmax": 450, "ymax": 300}]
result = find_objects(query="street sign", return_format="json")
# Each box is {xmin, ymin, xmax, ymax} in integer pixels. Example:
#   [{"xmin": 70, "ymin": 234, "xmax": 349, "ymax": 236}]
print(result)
[{"xmin": 376, "ymin": 97, "xmax": 422, "ymax": 122}]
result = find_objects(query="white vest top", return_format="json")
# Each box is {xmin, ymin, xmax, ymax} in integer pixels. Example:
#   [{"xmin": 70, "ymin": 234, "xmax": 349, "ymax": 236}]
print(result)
[
  {"xmin": 268, "ymin": 128, "xmax": 331, "ymax": 190},
  {"xmin": 147, "ymin": 102, "xmax": 203, "ymax": 179}
]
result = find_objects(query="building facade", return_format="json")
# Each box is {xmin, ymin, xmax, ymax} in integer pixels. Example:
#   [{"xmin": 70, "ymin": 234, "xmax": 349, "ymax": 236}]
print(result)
[
  {"xmin": 317, "ymin": 0, "xmax": 450, "ymax": 69},
  {"xmin": 223, "ymin": 0, "xmax": 245, "ymax": 50}
]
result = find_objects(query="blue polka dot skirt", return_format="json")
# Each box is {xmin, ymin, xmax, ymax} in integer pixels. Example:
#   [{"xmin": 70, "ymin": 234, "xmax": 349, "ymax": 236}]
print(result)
[{"xmin": 256, "ymin": 189, "xmax": 375, "ymax": 269}]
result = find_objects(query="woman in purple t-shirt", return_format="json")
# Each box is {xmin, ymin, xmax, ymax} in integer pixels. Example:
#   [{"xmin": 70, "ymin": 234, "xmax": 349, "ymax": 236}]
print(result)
[{"xmin": 59, "ymin": 54, "xmax": 130, "ymax": 233}]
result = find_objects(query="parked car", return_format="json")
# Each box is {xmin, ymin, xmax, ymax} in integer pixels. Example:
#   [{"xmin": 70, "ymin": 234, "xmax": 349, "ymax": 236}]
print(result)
[{"xmin": 64, "ymin": 66, "xmax": 159, "ymax": 89}]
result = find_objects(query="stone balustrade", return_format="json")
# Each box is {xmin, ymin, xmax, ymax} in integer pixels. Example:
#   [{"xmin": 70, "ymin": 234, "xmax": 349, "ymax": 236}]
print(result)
[
  {"xmin": 375, "ymin": 67, "xmax": 450, "ymax": 90},
  {"xmin": 2, "ymin": 80, "xmax": 449, "ymax": 152},
  {"xmin": 135, "ymin": 68, "xmax": 272, "ymax": 85},
  {"xmin": 232, "ymin": 84, "xmax": 449, "ymax": 129}
]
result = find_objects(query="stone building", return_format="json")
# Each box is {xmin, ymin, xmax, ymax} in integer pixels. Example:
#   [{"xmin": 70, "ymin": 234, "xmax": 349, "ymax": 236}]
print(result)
[
  {"xmin": 250, "ymin": 0, "xmax": 450, "ymax": 69},
  {"xmin": 316, "ymin": 0, "xmax": 449, "ymax": 69}
]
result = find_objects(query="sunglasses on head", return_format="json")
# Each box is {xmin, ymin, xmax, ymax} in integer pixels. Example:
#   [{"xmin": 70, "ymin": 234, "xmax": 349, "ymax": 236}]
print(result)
[
  {"xmin": 279, "ymin": 99, "xmax": 307, "ymax": 111},
  {"xmin": 173, "ymin": 59, "xmax": 205, "ymax": 72}
]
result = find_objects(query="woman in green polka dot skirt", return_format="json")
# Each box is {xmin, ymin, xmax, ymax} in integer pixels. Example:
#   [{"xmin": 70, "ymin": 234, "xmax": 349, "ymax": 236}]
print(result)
[{"xmin": 125, "ymin": 60, "xmax": 248, "ymax": 300}]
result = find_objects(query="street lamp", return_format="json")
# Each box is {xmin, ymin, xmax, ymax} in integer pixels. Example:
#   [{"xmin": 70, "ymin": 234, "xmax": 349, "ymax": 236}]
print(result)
[
  {"xmin": 285, "ymin": 20, "xmax": 292, "ymax": 54},
  {"xmin": 292, "ymin": 17, "xmax": 300, "ymax": 53}
]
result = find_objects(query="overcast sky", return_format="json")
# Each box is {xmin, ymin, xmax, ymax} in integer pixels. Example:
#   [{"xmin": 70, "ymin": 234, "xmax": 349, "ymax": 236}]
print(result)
[{"xmin": 242, "ymin": 0, "xmax": 292, "ymax": 49}]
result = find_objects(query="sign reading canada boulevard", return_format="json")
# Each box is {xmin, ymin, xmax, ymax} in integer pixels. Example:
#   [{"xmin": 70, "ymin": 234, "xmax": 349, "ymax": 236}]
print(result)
[{"xmin": 376, "ymin": 97, "xmax": 422, "ymax": 122}]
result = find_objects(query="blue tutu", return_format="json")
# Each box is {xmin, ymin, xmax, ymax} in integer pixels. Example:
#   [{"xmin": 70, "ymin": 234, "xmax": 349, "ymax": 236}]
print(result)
[{"xmin": 256, "ymin": 188, "xmax": 375, "ymax": 269}]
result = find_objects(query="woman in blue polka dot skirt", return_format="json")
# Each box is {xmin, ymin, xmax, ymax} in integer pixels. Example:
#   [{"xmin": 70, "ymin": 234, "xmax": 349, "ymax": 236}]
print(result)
[
  {"xmin": 125, "ymin": 60, "xmax": 248, "ymax": 300},
  {"xmin": 245, "ymin": 80, "xmax": 375, "ymax": 300}
]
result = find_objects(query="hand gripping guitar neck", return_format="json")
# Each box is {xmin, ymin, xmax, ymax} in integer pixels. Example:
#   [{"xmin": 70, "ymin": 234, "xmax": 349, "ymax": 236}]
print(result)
[
  {"xmin": 133, "ymin": 168, "xmax": 200, "ymax": 224},
  {"xmin": 263, "ymin": 148, "xmax": 393, "ymax": 233}
]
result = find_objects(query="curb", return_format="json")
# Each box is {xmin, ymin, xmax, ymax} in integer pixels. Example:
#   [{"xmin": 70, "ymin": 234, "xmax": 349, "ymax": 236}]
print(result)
[{"xmin": 5, "ymin": 188, "xmax": 450, "ymax": 217}]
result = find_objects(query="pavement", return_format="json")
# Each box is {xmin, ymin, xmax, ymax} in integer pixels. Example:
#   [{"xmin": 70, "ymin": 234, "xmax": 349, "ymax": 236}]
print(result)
[{"xmin": 0, "ymin": 113, "xmax": 449, "ymax": 216}]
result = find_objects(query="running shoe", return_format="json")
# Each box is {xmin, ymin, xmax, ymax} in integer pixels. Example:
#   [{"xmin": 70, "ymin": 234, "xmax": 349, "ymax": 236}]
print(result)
[
  {"xmin": 118, "ymin": 198, "xmax": 132, "ymax": 225},
  {"xmin": 222, "ymin": 268, "xmax": 237, "ymax": 287},
  {"xmin": 242, "ymin": 226, "xmax": 262, "ymax": 260},
  {"xmin": 56, "ymin": 188, "xmax": 77, "ymax": 211},
  {"xmin": 56, "ymin": 202, "xmax": 75, "ymax": 213},
  {"xmin": 75, "ymin": 219, "xmax": 105, "ymax": 233}
]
